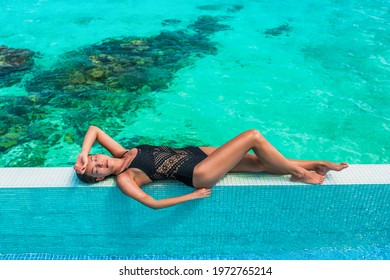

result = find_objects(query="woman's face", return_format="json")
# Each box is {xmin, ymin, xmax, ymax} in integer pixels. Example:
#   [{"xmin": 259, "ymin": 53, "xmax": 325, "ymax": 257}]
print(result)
[{"xmin": 85, "ymin": 154, "xmax": 113, "ymax": 180}]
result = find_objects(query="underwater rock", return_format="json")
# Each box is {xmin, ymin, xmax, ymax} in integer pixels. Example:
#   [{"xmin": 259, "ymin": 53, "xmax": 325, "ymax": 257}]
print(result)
[
  {"xmin": 0, "ymin": 121, "xmax": 25, "ymax": 151},
  {"xmin": 227, "ymin": 5, "xmax": 244, "ymax": 13},
  {"xmin": 197, "ymin": 4, "xmax": 244, "ymax": 13},
  {"xmin": 0, "ymin": 94, "xmax": 46, "ymax": 152},
  {"xmin": 64, "ymin": 132, "xmax": 76, "ymax": 144},
  {"xmin": 197, "ymin": 5, "xmax": 222, "ymax": 11},
  {"xmin": 188, "ymin": 15, "xmax": 231, "ymax": 36},
  {"xmin": 0, "ymin": 45, "xmax": 35, "ymax": 87},
  {"xmin": 73, "ymin": 16, "xmax": 101, "ymax": 25},
  {"xmin": 0, "ymin": 131, "xmax": 20, "ymax": 149},
  {"xmin": 264, "ymin": 23, "xmax": 292, "ymax": 37},
  {"xmin": 90, "ymin": 69, "xmax": 104, "ymax": 79},
  {"xmin": 162, "ymin": 19, "xmax": 182, "ymax": 26}
]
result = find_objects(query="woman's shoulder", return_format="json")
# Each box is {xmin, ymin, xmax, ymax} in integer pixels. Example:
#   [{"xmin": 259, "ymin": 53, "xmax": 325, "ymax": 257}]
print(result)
[
  {"xmin": 116, "ymin": 168, "xmax": 133, "ymax": 180},
  {"xmin": 116, "ymin": 170, "xmax": 136, "ymax": 186}
]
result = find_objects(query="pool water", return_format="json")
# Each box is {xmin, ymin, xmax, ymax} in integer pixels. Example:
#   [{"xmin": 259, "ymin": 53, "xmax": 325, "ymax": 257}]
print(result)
[
  {"xmin": 0, "ymin": 183, "xmax": 389, "ymax": 260},
  {"xmin": 0, "ymin": 0, "xmax": 389, "ymax": 167}
]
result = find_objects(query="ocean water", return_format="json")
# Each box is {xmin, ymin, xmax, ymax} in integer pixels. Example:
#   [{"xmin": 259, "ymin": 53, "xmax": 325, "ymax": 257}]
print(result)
[{"xmin": 0, "ymin": 0, "xmax": 389, "ymax": 167}]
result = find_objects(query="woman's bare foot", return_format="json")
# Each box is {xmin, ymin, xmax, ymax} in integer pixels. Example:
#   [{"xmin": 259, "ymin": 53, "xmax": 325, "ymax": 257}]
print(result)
[
  {"xmin": 290, "ymin": 169, "xmax": 325, "ymax": 184},
  {"xmin": 314, "ymin": 162, "xmax": 349, "ymax": 176}
]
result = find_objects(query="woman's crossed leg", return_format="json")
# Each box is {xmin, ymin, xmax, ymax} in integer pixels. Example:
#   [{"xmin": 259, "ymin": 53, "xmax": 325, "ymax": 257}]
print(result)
[{"xmin": 193, "ymin": 129, "xmax": 348, "ymax": 188}]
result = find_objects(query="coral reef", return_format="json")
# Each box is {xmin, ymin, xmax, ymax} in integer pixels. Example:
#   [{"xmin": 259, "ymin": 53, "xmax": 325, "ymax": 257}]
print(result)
[
  {"xmin": 26, "ymin": 15, "xmax": 232, "ymax": 96},
  {"xmin": 0, "ymin": 46, "xmax": 35, "ymax": 87},
  {"xmin": 264, "ymin": 23, "xmax": 292, "ymax": 37},
  {"xmin": 0, "ymin": 15, "xmax": 233, "ymax": 165}
]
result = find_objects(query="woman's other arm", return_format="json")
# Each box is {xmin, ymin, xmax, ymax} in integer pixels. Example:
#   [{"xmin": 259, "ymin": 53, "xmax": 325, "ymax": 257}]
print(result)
[{"xmin": 117, "ymin": 175, "xmax": 211, "ymax": 210}]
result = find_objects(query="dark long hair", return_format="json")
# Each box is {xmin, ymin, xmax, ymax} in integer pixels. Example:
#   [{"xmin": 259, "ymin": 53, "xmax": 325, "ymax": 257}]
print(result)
[{"xmin": 76, "ymin": 172, "xmax": 98, "ymax": 184}]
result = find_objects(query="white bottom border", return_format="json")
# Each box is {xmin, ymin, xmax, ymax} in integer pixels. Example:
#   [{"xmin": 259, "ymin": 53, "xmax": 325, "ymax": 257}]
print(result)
[{"xmin": 0, "ymin": 260, "xmax": 388, "ymax": 280}]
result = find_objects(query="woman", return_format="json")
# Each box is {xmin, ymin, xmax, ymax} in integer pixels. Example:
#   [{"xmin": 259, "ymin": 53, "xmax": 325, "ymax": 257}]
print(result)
[{"xmin": 74, "ymin": 126, "xmax": 348, "ymax": 209}]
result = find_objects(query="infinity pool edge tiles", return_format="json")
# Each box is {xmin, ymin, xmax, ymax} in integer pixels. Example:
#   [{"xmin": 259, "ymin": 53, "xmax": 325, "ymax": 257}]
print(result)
[{"xmin": 0, "ymin": 164, "xmax": 389, "ymax": 188}]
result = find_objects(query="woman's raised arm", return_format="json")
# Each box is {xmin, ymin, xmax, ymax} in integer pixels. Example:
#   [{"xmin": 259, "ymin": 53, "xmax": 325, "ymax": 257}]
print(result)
[
  {"xmin": 80, "ymin": 126, "xmax": 126, "ymax": 157},
  {"xmin": 74, "ymin": 126, "xmax": 127, "ymax": 174}
]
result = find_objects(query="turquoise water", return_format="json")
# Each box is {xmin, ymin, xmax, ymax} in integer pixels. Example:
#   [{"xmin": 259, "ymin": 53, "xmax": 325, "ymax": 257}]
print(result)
[
  {"xmin": 0, "ymin": 184, "xmax": 389, "ymax": 260},
  {"xmin": 0, "ymin": 0, "xmax": 389, "ymax": 167}
]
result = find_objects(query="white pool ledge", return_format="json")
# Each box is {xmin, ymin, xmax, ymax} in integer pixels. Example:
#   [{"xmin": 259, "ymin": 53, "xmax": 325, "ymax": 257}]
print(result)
[{"xmin": 0, "ymin": 164, "xmax": 389, "ymax": 188}]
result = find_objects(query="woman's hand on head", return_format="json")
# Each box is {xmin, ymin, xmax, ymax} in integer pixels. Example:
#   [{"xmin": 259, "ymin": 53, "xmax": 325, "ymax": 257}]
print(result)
[
  {"xmin": 192, "ymin": 188, "xmax": 212, "ymax": 199},
  {"xmin": 74, "ymin": 153, "xmax": 88, "ymax": 174}
]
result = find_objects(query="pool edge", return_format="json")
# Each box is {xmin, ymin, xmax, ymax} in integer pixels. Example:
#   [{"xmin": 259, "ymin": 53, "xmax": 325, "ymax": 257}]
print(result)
[{"xmin": 0, "ymin": 164, "xmax": 389, "ymax": 188}]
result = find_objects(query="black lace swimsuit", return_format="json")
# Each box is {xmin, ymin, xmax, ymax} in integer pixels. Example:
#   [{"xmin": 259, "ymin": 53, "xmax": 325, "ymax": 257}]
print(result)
[{"xmin": 120, "ymin": 145, "xmax": 208, "ymax": 187}]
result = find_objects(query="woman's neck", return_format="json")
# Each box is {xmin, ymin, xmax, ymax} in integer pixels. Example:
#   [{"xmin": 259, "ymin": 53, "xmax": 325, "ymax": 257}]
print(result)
[
  {"xmin": 111, "ymin": 157, "xmax": 127, "ymax": 175},
  {"xmin": 112, "ymin": 149, "xmax": 137, "ymax": 175}
]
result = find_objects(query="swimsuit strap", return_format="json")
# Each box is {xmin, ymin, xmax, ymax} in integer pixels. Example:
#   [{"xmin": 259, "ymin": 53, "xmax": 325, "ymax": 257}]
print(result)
[
  {"xmin": 121, "ymin": 150, "xmax": 129, "ymax": 158},
  {"xmin": 117, "ymin": 150, "xmax": 130, "ymax": 175}
]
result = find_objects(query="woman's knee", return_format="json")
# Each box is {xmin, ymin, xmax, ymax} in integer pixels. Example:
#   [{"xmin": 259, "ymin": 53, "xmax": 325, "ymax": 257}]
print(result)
[
  {"xmin": 244, "ymin": 129, "xmax": 265, "ymax": 143},
  {"xmin": 192, "ymin": 165, "xmax": 215, "ymax": 189}
]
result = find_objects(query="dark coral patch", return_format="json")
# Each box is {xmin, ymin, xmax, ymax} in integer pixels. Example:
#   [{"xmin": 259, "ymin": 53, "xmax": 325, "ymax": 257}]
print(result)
[
  {"xmin": 162, "ymin": 19, "xmax": 182, "ymax": 26},
  {"xmin": 188, "ymin": 15, "xmax": 231, "ymax": 36},
  {"xmin": 197, "ymin": 4, "xmax": 244, "ymax": 13},
  {"xmin": 0, "ymin": 46, "xmax": 35, "ymax": 87},
  {"xmin": 73, "ymin": 16, "xmax": 102, "ymax": 25},
  {"xmin": 227, "ymin": 4, "xmax": 244, "ymax": 13},
  {"xmin": 264, "ymin": 23, "xmax": 292, "ymax": 37},
  {"xmin": 197, "ymin": 5, "xmax": 222, "ymax": 11}
]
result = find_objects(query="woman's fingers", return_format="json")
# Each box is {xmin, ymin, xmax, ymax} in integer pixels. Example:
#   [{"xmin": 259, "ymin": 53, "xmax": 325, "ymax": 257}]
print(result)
[
  {"xmin": 193, "ymin": 188, "xmax": 212, "ymax": 198},
  {"xmin": 203, "ymin": 188, "xmax": 211, "ymax": 197},
  {"xmin": 73, "ymin": 164, "xmax": 86, "ymax": 174},
  {"xmin": 74, "ymin": 153, "xmax": 89, "ymax": 174}
]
